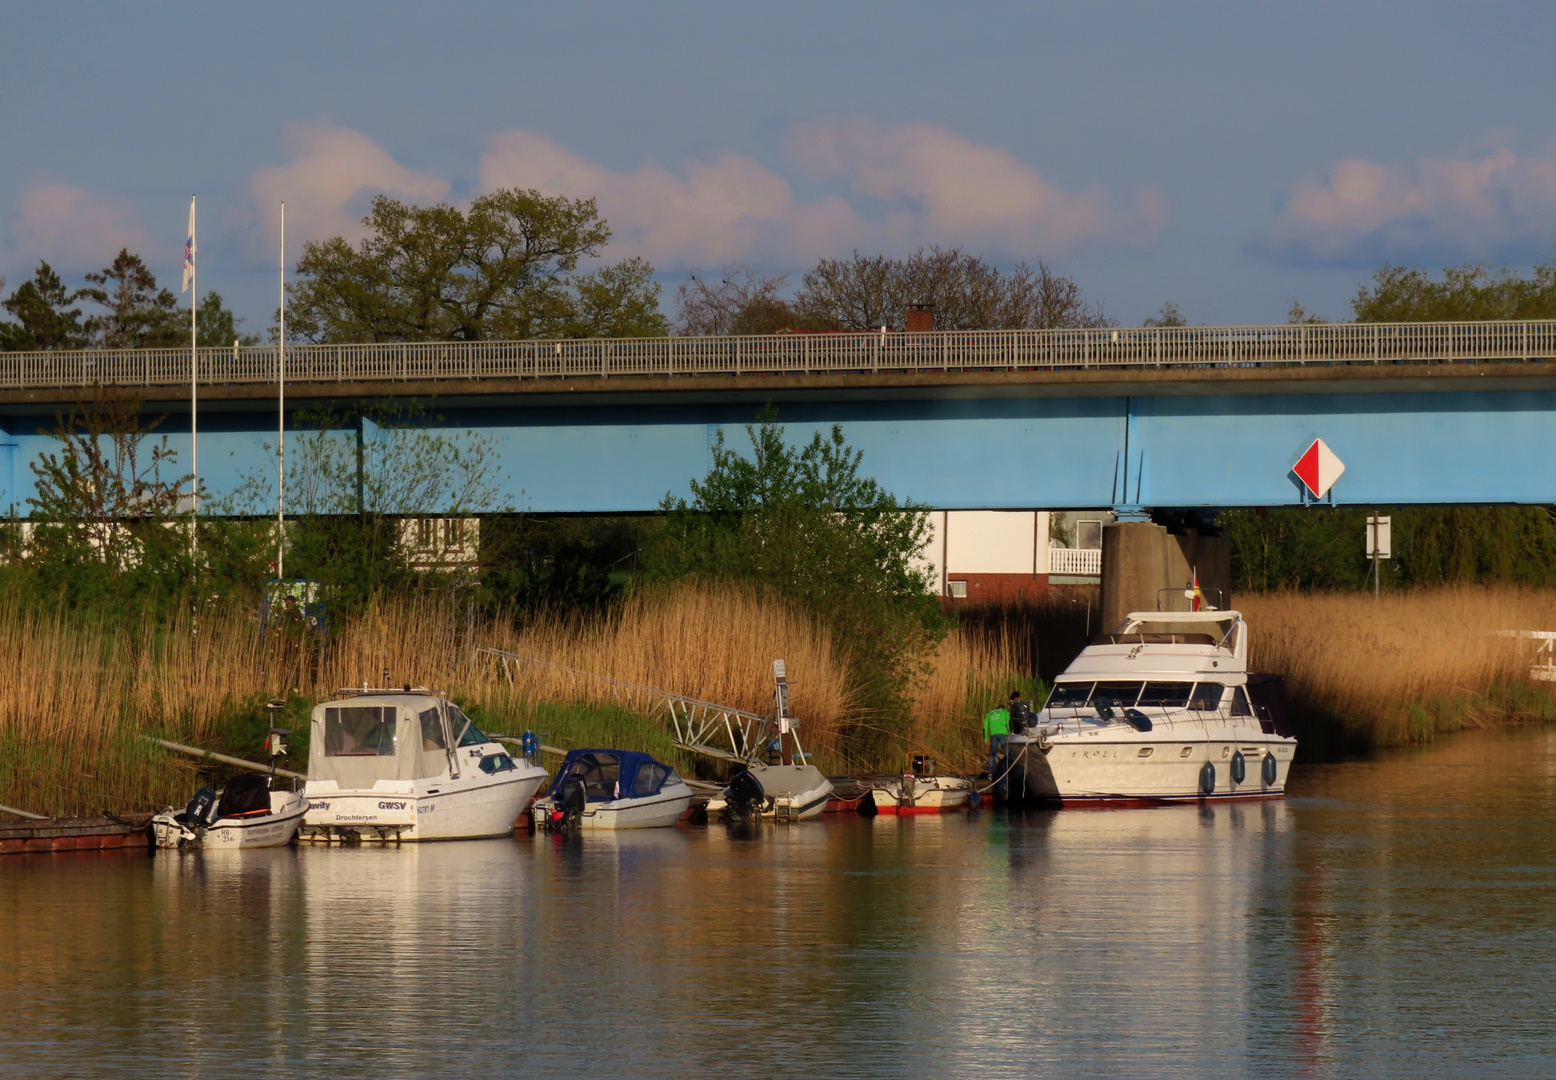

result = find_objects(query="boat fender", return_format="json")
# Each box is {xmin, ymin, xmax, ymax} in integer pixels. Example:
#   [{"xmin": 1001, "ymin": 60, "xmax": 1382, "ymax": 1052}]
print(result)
[
  {"xmin": 1231, "ymin": 751, "xmax": 1246, "ymax": 786},
  {"xmin": 967, "ymin": 790, "xmax": 981, "ymax": 811},
  {"xmin": 1199, "ymin": 761, "xmax": 1216, "ymax": 796},
  {"xmin": 1124, "ymin": 709, "xmax": 1153, "ymax": 732},
  {"xmin": 1262, "ymin": 752, "xmax": 1278, "ymax": 787},
  {"xmin": 858, "ymin": 790, "xmax": 878, "ymax": 818}
]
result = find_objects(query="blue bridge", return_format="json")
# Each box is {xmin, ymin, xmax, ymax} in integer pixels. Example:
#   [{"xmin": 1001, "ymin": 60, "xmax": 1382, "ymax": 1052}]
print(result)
[{"xmin": 0, "ymin": 320, "xmax": 1552, "ymax": 515}]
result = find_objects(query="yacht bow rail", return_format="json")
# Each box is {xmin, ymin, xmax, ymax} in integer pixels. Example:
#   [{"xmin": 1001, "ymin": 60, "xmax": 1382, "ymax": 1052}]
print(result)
[
  {"xmin": 5, "ymin": 320, "xmax": 1556, "ymax": 391},
  {"xmin": 478, "ymin": 647, "xmax": 775, "ymax": 763}
]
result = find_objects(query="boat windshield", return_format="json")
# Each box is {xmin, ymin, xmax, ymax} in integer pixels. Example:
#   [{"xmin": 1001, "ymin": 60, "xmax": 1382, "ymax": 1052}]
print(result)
[
  {"xmin": 1046, "ymin": 682, "xmax": 1094, "ymax": 708},
  {"xmin": 448, "ymin": 706, "xmax": 487, "ymax": 747},
  {"xmin": 1189, "ymin": 683, "xmax": 1225, "ymax": 710},
  {"xmin": 324, "ymin": 706, "xmax": 398, "ymax": 756},
  {"xmin": 1092, "ymin": 682, "xmax": 1144, "ymax": 708},
  {"xmin": 1139, "ymin": 682, "xmax": 1193, "ymax": 708},
  {"xmin": 567, "ymin": 752, "xmax": 621, "ymax": 799}
]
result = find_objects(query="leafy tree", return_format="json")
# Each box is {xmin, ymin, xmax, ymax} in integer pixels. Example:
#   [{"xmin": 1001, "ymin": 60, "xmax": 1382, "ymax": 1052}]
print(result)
[
  {"xmin": 1142, "ymin": 302, "xmax": 1187, "ymax": 327},
  {"xmin": 80, "ymin": 250, "xmax": 182, "ymax": 348},
  {"xmin": 645, "ymin": 409, "xmax": 941, "ymax": 754},
  {"xmin": 197, "ymin": 291, "xmax": 261, "ymax": 348},
  {"xmin": 287, "ymin": 189, "xmax": 664, "ymax": 343},
  {"xmin": 0, "ymin": 262, "xmax": 86, "ymax": 351},
  {"xmin": 1222, "ymin": 506, "xmax": 1556, "ymax": 592},
  {"xmin": 1352, "ymin": 263, "xmax": 1556, "ymax": 322},
  {"xmin": 480, "ymin": 514, "xmax": 654, "ymax": 610},
  {"xmin": 1286, "ymin": 301, "xmax": 1328, "ymax": 325},
  {"xmin": 794, "ymin": 248, "xmax": 1111, "ymax": 331},
  {"xmin": 226, "ymin": 401, "xmax": 510, "ymax": 609}
]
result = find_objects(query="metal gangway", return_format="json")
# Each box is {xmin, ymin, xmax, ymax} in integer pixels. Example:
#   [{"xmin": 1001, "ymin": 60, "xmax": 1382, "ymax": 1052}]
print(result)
[
  {"xmin": 478, "ymin": 647, "xmax": 798, "ymax": 764},
  {"xmin": 7, "ymin": 320, "xmax": 1556, "ymax": 392}
]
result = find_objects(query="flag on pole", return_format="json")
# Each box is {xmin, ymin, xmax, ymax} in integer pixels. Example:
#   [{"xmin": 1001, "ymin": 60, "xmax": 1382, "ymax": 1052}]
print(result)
[
  {"xmin": 1190, "ymin": 567, "xmax": 1203, "ymax": 612},
  {"xmin": 181, "ymin": 197, "xmax": 196, "ymax": 293}
]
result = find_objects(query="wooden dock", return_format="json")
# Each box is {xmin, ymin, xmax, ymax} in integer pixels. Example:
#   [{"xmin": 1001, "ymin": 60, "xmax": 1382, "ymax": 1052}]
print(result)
[{"xmin": 0, "ymin": 814, "xmax": 153, "ymax": 854}]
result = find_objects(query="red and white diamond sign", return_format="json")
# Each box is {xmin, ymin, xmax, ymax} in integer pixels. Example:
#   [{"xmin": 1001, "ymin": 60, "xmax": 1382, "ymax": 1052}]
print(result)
[{"xmin": 1293, "ymin": 438, "xmax": 1345, "ymax": 498}]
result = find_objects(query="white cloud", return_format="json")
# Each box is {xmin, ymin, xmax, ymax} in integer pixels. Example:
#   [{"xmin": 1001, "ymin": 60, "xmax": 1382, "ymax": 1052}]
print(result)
[
  {"xmin": 3, "ymin": 182, "xmax": 153, "ymax": 275},
  {"xmin": 782, "ymin": 117, "xmax": 1167, "ymax": 254},
  {"xmin": 479, "ymin": 119, "xmax": 1163, "ymax": 268},
  {"xmin": 1263, "ymin": 147, "xmax": 1556, "ymax": 264},
  {"xmin": 249, "ymin": 122, "xmax": 449, "ymax": 250}
]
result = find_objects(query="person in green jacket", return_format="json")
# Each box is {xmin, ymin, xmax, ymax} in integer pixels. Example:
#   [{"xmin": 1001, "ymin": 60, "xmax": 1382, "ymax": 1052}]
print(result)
[{"xmin": 984, "ymin": 700, "xmax": 1012, "ymax": 799}]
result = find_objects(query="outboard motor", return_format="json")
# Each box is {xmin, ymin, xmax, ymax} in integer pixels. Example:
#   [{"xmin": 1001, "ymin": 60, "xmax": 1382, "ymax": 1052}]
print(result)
[
  {"xmin": 723, "ymin": 769, "xmax": 765, "ymax": 822},
  {"xmin": 549, "ymin": 776, "xmax": 586, "ymax": 832},
  {"xmin": 177, "ymin": 787, "xmax": 218, "ymax": 828}
]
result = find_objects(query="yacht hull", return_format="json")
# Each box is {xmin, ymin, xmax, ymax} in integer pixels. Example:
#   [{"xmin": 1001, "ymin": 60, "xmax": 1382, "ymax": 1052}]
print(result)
[{"xmin": 1011, "ymin": 733, "xmax": 1295, "ymax": 804}]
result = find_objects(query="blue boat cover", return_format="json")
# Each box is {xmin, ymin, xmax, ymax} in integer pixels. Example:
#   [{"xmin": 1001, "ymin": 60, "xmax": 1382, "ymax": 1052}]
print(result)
[{"xmin": 546, "ymin": 749, "xmax": 679, "ymax": 802}]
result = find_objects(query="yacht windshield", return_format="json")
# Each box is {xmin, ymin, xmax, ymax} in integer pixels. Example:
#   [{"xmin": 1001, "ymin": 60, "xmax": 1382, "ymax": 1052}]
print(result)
[
  {"xmin": 1189, "ymin": 683, "xmax": 1225, "ymax": 710},
  {"xmin": 1046, "ymin": 682, "xmax": 1095, "ymax": 708},
  {"xmin": 1091, "ymin": 682, "xmax": 1144, "ymax": 709},
  {"xmin": 1138, "ymin": 682, "xmax": 1193, "ymax": 708}
]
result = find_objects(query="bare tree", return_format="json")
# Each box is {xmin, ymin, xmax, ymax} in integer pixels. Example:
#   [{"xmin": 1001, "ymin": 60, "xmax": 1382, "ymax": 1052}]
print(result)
[
  {"xmin": 796, "ymin": 247, "xmax": 1111, "ymax": 331},
  {"xmin": 672, "ymin": 266, "xmax": 798, "ymax": 335}
]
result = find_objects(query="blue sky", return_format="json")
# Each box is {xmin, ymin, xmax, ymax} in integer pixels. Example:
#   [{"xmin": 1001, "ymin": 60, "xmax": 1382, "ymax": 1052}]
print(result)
[{"xmin": 4, "ymin": 1, "xmax": 1555, "ymax": 333}]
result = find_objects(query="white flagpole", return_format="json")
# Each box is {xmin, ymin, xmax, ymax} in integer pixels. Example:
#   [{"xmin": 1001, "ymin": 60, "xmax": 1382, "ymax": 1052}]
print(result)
[
  {"xmin": 189, "ymin": 195, "xmax": 199, "ymax": 542},
  {"xmin": 278, "ymin": 202, "xmax": 286, "ymax": 582}
]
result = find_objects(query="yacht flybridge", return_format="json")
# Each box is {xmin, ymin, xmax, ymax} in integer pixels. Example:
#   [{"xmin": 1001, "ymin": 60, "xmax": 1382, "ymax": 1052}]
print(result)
[
  {"xmin": 300, "ymin": 689, "xmax": 548, "ymax": 842},
  {"xmin": 1008, "ymin": 611, "xmax": 1296, "ymax": 805}
]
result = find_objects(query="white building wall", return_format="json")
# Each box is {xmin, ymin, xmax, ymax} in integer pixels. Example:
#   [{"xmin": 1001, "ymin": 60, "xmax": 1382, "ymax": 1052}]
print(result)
[{"xmin": 913, "ymin": 510, "xmax": 1051, "ymax": 593}]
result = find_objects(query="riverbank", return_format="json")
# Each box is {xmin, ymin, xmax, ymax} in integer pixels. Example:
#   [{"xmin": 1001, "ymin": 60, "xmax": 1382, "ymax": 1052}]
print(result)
[
  {"xmin": 0, "ymin": 581, "xmax": 1026, "ymax": 816},
  {"xmin": 1239, "ymin": 586, "xmax": 1556, "ymax": 753}
]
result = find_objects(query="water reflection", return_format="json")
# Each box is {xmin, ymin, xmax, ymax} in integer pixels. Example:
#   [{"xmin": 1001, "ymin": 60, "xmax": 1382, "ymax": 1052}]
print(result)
[{"xmin": 3, "ymin": 728, "xmax": 1555, "ymax": 1078}]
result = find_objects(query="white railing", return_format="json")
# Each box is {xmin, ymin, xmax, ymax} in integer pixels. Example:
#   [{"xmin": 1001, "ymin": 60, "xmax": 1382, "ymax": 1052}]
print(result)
[
  {"xmin": 1, "ymin": 320, "xmax": 1553, "ymax": 392},
  {"xmin": 1048, "ymin": 547, "xmax": 1102, "ymax": 575}
]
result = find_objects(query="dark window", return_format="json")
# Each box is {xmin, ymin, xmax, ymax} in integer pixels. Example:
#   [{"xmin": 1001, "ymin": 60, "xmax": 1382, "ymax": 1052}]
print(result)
[
  {"xmin": 1091, "ymin": 682, "xmax": 1144, "ymax": 709},
  {"xmin": 1189, "ymin": 683, "xmax": 1225, "ymax": 711},
  {"xmin": 1046, "ymin": 682, "xmax": 1095, "ymax": 708},
  {"xmin": 479, "ymin": 753, "xmax": 516, "ymax": 774},
  {"xmin": 418, "ymin": 707, "xmax": 447, "ymax": 751},
  {"xmin": 324, "ymin": 707, "xmax": 397, "ymax": 756},
  {"xmin": 1138, "ymin": 682, "xmax": 1193, "ymax": 708},
  {"xmin": 1230, "ymin": 687, "xmax": 1252, "ymax": 717},
  {"xmin": 568, "ymin": 753, "xmax": 621, "ymax": 799},
  {"xmin": 633, "ymin": 763, "xmax": 666, "ymax": 797},
  {"xmin": 448, "ymin": 706, "xmax": 486, "ymax": 747},
  {"xmin": 1077, "ymin": 520, "xmax": 1103, "ymax": 549}
]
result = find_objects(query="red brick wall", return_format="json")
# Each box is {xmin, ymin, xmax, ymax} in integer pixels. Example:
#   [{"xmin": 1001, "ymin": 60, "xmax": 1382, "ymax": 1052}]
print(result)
[{"xmin": 946, "ymin": 573, "xmax": 1049, "ymax": 602}]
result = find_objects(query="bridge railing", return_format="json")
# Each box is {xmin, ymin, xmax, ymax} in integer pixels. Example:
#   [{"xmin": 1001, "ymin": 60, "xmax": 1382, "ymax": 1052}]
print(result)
[{"xmin": 1, "ymin": 320, "xmax": 1553, "ymax": 391}]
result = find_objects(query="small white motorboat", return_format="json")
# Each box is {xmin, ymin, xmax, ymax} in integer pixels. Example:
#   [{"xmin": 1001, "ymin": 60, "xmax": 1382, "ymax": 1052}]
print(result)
[
  {"xmin": 152, "ymin": 775, "xmax": 309, "ymax": 850},
  {"xmin": 531, "ymin": 749, "xmax": 694, "ymax": 830},
  {"xmin": 1008, "ymin": 610, "xmax": 1297, "ymax": 805},
  {"xmin": 863, "ymin": 773, "xmax": 972, "ymax": 815},
  {"xmin": 300, "ymin": 688, "xmax": 549, "ymax": 842},
  {"xmin": 710, "ymin": 762, "xmax": 834, "ymax": 822}
]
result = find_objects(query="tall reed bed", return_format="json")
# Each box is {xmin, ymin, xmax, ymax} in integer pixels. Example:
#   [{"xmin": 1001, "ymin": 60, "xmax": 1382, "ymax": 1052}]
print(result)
[
  {"xmin": 0, "ymin": 579, "xmax": 1035, "ymax": 816},
  {"xmin": 1239, "ymin": 586, "xmax": 1556, "ymax": 747}
]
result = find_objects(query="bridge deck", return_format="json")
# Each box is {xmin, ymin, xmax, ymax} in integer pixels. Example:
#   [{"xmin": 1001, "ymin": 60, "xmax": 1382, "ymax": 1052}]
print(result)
[{"xmin": 3, "ymin": 321, "xmax": 1555, "ymax": 394}]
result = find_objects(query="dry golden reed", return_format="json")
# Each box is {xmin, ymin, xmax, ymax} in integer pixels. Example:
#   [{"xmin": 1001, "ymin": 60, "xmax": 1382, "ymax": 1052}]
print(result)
[
  {"xmin": 1240, "ymin": 585, "xmax": 1556, "ymax": 745},
  {"xmin": 0, "ymin": 579, "xmax": 1028, "ymax": 816}
]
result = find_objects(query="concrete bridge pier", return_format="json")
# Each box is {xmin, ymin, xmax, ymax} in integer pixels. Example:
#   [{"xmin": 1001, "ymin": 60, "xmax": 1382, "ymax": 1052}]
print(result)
[{"xmin": 1099, "ymin": 521, "xmax": 1231, "ymax": 633}]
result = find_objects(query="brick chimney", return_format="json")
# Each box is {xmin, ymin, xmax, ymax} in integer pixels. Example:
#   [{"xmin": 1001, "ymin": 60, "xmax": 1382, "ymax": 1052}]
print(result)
[{"xmin": 905, "ymin": 304, "xmax": 935, "ymax": 332}]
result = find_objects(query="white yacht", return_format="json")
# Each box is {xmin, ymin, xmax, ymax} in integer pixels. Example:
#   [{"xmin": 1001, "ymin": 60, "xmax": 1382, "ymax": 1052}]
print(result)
[
  {"xmin": 300, "ymin": 689, "xmax": 549, "ymax": 842},
  {"xmin": 1008, "ymin": 611, "xmax": 1296, "ymax": 805}
]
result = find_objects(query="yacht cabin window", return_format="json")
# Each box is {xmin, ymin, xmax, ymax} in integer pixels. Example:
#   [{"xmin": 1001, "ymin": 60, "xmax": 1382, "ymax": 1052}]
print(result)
[
  {"xmin": 1188, "ymin": 683, "xmax": 1225, "ymax": 710},
  {"xmin": 1047, "ymin": 683, "xmax": 1094, "ymax": 708},
  {"xmin": 324, "ymin": 706, "xmax": 398, "ymax": 756},
  {"xmin": 1230, "ymin": 687, "xmax": 1252, "ymax": 717},
  {"xmin": 478, "ymin": 753, "xmax": 517, "ymax": 774},
  {"xmin": 1092, "ymin": 682, "xmax": 1144, "ymax": 708}
]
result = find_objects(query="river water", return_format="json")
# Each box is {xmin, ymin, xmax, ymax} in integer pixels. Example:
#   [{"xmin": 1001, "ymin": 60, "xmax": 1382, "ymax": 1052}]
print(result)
[{"xmin": 4, "ymin": 726, "xmax": 1556, "ymax": 1079}]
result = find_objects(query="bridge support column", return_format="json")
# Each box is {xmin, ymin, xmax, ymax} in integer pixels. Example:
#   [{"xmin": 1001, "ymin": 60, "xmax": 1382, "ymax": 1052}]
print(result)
[{"xmin": 1100, "ymin": 522, "xmax": 1231, "ymax": 632}]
